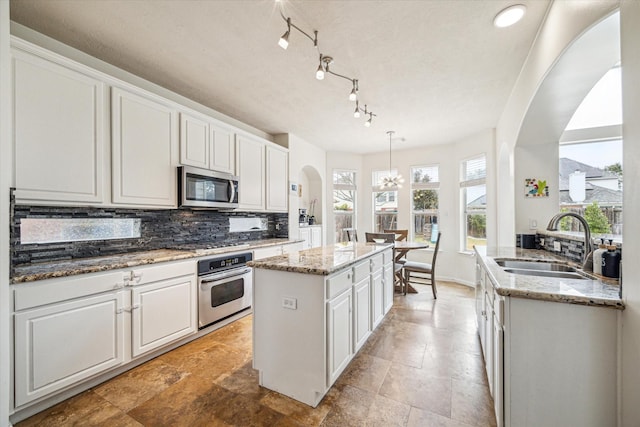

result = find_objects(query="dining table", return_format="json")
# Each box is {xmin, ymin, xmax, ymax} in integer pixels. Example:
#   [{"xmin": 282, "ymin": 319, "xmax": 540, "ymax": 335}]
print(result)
[{"xmin": 393, "ymin": 241, "xmax": 430, "ymax": 293}]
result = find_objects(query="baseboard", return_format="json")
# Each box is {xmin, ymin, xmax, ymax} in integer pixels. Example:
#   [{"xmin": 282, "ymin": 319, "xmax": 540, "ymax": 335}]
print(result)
[{"xmin": 438, "ymin": 275, "xmax": 475, "ymax": 288}]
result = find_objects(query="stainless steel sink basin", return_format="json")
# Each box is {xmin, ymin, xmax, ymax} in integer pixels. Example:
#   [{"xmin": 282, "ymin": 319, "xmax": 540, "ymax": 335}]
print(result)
[
  {"xmin": 503, "ymin": 268, "xmax": 589, "ymax": 280},
  {"xmin": 495, "ymin": 259, "xmax": 576, "ymax": 272}
]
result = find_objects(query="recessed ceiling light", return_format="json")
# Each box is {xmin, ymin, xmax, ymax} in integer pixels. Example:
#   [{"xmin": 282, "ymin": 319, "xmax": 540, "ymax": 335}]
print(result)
[{"xmin": 493, "ymin": 4, "xmax": 527, "ymax": 28}]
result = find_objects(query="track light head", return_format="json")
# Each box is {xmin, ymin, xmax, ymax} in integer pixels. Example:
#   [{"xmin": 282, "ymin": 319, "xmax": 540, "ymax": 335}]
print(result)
[
  {"xmin": 316, "ymin": 64, "xmax": 325, "ymax": 80},
  {"xmin": 364, "ymin": 116, "xmax": 372, "ymax": 127},
  {"xmin": 279, "ymin": 18, "xmax": 291, "ymax": 50},
  {"xmin": 349, "ymin": 79, "xmax": 358, "ymax": 101},
  {"xmin": 354, "ymin": 100, "xmax": 360, "ymax": 118}
]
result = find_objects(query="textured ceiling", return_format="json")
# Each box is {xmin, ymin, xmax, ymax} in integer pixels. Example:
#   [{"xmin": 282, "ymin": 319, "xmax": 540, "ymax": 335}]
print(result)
[{"xmin": 9, "ymin": 0, "xmax": 550, "ymax": 154}]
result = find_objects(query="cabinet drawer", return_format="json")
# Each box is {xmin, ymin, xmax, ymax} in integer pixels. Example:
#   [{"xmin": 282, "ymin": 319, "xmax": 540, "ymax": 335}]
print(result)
[
  {"xmin": 370, "ymin": 254, "xmax": 384, "ymax": 272},
  {"xmin": 130, "ymin": 260, "xmax": 195, "ymax": 286},
  {"xmin": 353, "ymin": 260, "xmax": 370, "ymax": 283},
  {"xmin": 326, "ymin": 268, "xmax": 353, "ymax": 299},
  {"xmin": 14, "ymin": 270, "xmax": 127, "ymax": 311}
]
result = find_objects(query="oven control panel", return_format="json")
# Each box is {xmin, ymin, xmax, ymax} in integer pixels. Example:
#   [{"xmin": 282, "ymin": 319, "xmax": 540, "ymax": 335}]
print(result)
[{"xmin": 197, "ymin": 252, "xmax": 253, "ymax": 275}]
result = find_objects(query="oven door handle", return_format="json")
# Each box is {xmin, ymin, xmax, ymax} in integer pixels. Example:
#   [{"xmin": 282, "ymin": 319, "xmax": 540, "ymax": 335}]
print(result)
[{"xmin": 199, "ymin": 267, "xmax": 252, "ymax": 284}]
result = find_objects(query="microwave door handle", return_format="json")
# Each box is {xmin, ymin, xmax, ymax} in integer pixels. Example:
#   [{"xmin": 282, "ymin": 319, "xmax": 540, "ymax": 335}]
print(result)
[{"xmin": 228, "ymin": 180, "xmax": 235, "ymax": 203}]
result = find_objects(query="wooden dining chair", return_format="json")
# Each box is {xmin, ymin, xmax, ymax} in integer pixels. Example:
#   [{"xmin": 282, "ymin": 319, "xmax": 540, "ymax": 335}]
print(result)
[
  {"xmin": 402, "ymin": 232, "xmax": 441, "ymax": 298},
  {"xmin": 344, "ymin": 228, "xmax": 358, "ymax": 242},
  {"xmin": 384, "ymin": 229, "xmax": 409, "ymax": 263},
  {"xmin": 365, "ymin": 233, "xmax": 405, "ymax": 292}
]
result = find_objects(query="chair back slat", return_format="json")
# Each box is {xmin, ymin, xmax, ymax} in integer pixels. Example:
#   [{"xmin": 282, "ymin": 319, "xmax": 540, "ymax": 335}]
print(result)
[
  {"xmin": 365, "ymin": 232, "xmax": 395, "ymax": 243},
  {"xmin": 383, "ymin": 229, "xmax": 408, "ymax": 242}
]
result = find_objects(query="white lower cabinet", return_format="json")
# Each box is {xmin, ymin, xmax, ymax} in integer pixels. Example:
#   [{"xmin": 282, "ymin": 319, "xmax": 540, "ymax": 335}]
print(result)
[
  {"xmin": 253, "ymin": 247, "xmax": 393, "ymax": 407},
  {"xmin": 371, "ymin": 270, "xmax": 384, "ymax": 329},
  {"xmin": 353, "ymin": 276, "xmax": 371, "ymax": 352},
  {"xmin": 327, "ymin": 289, "xmax": 353, "ymax": 385},
  {"xmin": 383, "ymin": 259, "xmax": 394, "ymax": 314},
  {"xmin": 299, "ymin": 225, "xmax": 322, "ymax": 249},
  {"xmin": 13, "ymin": 260, "xmax": 196, "ymax": 407},
  {"xmin": 14, "ymin": 291, "xmax": 125, "ymax": 406},
  {"xmin": 475, "ymin": 255, "xmax": 619, "ymax": 427}
]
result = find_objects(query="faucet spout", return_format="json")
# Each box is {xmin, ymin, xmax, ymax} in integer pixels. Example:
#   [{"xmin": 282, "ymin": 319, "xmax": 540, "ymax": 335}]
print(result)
[{"xmin": 546, "ymin": 212, "xmax": 592, "ymax": 270}]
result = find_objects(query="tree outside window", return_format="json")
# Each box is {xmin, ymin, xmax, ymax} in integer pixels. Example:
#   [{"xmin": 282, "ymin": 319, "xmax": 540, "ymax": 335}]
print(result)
[
  {"xmin": 460, "ymin": 156, "xmax": 486, "ymax": 251},
  {"xmin": 333, "ymin": 170, "xmax": 356, "ymax": 242}
]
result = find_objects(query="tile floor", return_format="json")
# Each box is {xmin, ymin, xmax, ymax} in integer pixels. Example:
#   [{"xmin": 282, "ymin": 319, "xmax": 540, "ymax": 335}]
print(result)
[{"xmin": 17, "ymin": 281, "xmax": 496, "ymax": 426}]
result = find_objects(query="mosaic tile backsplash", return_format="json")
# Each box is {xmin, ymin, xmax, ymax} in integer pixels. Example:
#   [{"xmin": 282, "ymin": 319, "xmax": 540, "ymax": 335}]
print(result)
[{"xmin": 11, "ymin": 204, "xmax": 288, "ymax": 266}]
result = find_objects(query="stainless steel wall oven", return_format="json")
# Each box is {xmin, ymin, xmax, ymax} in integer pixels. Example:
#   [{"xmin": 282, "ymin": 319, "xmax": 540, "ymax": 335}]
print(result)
[{"xmin": 197, "ymin": 252, "xmax": 253, "ymax": 328}]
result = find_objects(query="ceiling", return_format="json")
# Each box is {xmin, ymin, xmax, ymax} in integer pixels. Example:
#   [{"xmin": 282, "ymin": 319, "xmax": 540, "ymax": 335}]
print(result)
[{"xmin": 9, "ymin": 0, "xmax": 551, "ymax": 154}]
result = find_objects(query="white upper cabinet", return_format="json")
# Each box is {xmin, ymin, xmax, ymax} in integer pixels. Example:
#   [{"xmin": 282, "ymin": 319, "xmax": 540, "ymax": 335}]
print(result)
[
  {"xmin": 210, "ymin": 122, "xmax": 235, "ymax": 174},
  {"xmin": 111, "ymin": 87, "xmax": 178, "ymax": 207},
  {"xmin": 179, "ymin": 111, "xmax": 235, "ymax": 174},
  {"xmin": 12, "ymin": 46, "xmax": 107, "ymax": 204},
  {"xmin": 179, "ymin": 112, "xmax": 209, "ymax": 170},
  {"xmin": 266, "ymin": 144, "xmax": 288, "ymax": 212},
  {"xmin": 236, "ymin": 134, "xmax": 266, "ymax": 211}
]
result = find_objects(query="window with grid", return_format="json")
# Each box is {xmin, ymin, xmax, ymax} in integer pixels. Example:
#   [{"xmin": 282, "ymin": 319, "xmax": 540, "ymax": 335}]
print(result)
[
  {"xmin": 411, "ymin": 165, "xmax": 439, "ymax": 243},
  {"xmin": 460, "ymin": 155, "xmax": 486, "ymax": 251},
  {"xmin": 372, "ymin": 170, "xmax": 398, "ymax": 232},
  {"xmin": 333, "ymin": 170, "xmax": 357, "ymax": 242}
]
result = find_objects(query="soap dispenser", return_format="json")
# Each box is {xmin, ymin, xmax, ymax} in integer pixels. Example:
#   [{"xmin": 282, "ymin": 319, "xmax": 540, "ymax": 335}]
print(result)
[{"xmin": 593, "ymin": 239, "xmax": 607, "ymax": 276}]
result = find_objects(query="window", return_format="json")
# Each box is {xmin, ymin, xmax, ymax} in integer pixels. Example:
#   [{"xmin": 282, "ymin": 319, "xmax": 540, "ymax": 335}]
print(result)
[
  {"xmin": 411, "ymin": 165, "xmax": 439, "ymax": 243},
  {"xmin": 372, "ymin": 170, "xmax": 398, "ymax": 232},
  {"xmin": 333, "ymin": 170, "xmax": 356, "ymax": 242},
  {"xmin": 461, "ymin": 155, "xmax": 486, "ymax": 251}
]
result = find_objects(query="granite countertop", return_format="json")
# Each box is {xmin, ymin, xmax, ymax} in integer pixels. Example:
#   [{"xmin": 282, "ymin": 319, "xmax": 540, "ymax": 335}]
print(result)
[
  {"xmin": 11, "ymin": 238, "xmax": 302, "ymax": 284},
  {"xmin": 475, "ymin": 247, "xmax": 624, "ymax": 310},
  {"xmin": 247, "ymin": 242, "xmax": 392, "ymax": 276}
]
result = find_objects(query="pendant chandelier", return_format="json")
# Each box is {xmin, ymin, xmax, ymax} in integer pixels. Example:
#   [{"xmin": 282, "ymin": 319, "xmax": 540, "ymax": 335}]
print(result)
[{"xmin": 380, "ymin": 131, "xmax": 404, "ymax": 189}]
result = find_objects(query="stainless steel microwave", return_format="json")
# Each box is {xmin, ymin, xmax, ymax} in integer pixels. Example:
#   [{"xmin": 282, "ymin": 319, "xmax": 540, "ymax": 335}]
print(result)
[{"xmin": 178, "ymin": 166, "xmax": 239, "ymax": 209}]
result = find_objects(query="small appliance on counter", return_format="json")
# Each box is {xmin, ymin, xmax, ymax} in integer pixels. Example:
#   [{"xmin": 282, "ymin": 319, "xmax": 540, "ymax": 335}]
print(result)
[
  {"xmin": 518, "ymin": 234, "xmax": 536, "ymax": 249},
  {"xmin": 299, "ymin": 208, "xmax": 308, "ymax": 227}
]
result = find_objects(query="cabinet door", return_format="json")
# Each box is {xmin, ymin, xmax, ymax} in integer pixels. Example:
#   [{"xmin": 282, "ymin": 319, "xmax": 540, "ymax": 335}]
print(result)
[
  {"xmin": 266, "ymin": 145, "xmax": 288, "ymax": 212},
  {"xmin": 371, "ymin": 270, "xmax": 385, "ymax": 328},
  {"xmin": 299, "ymin": 228, "xmax": 312, "ymax": 250},
  {"xmin": 14, "ymin": 292, "xmax": 125, "ymax": 406},
  {"xmin": 13, "ymin": 48, "xmax": 106, "ymax": 204},
  {"xmin": 327, "ymin": 289, "xmax": 352, "ymax": 385},
  {"xmin": 236, "ymin": 135, "xmax": 265, "ymax": 210},
  {"xmin": 210, "ymin": 123, "xmax": 235, "ymax": 174},
  {"xmin": 353, "ymin": 278, "xmax": 371, "ymax": 352},
  {"xmin": 383, "ymin": 262, "xmax": 394, "ymax": 314},
  {"xmin": 112, "ymin": 87, "xmax": 177, "ymax": 207},
  {"xmin": 493, "ymin": 314, "xmax": 504, "ymax": 427},
  {"xmin": 179, "ymin": 112, "xmax": 209, "ymax": 169},
  {"xmin": 484, "ymin": 293, "xmax": 494, "ymax": 394},
  {"xmin": 131, "ymin": 275, "xmax": 196, "ymax": 357},
  {"xmin": 311, "ymin": 226, "xmax": 322, "ymax": 248}
]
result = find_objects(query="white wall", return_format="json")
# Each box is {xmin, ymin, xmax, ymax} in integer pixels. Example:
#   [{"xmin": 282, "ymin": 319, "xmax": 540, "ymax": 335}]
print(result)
[
  {"xmin": 278, "ymin": 133, "xmax": 326, "ymax": 245},
  {"xmin": 514, "ymin": 143, "xmax": 559, "ymax": 233},
  {"xmin": 620, "ymin": 1, "xmax": 640, "ymax": 424},
  {"xmin": 0, "ymin": 1, "xmax": 11, "ymax": 425}
]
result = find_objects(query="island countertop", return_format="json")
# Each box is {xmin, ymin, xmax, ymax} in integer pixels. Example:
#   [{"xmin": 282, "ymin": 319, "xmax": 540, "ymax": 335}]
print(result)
[
  {"xmin": 247, "ymin": 242, "xmax": 392, "ymax": 275},
  {"xmin": 475, "ymin": 246, "xmax": 624, "ymax": 310}
]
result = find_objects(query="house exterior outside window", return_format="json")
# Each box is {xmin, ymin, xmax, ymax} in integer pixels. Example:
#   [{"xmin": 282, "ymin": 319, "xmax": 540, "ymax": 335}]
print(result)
[
  {"xmin": 461, "ymin": 155, "xmax": 486, "ymax": 251},
  {"xmin": 333, "ymin": 170, "xmax": 357, "ymax": 243},
  {"xmin": 411, "ymin": 165, "xmax": 439, "ymax": 243},
  {"xmin": 372, "ymin": 170, "xmax": 398, "ymax": 232}
]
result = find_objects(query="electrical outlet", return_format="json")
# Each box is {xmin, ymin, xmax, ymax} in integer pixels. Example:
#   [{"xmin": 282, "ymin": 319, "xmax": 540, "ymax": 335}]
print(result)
[
  {"xmin": 282, "ymin": 297, "xmax": 297, "ymax": 310},
  {"xmin": 529, "ymin": 219, "xmax": 537, "ymax": 230},
  {"xmin": 554, "ymin": 241, "xmax": 561, "ymax": 251}
]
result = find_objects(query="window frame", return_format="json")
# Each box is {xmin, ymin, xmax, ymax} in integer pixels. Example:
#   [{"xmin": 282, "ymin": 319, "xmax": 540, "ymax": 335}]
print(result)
[
  {"xmin": 460, "ymin": 154, "xmax": 487, "ymax": 252},
  {"xmin": 372, "ymin": 169, "xmax": 399, "ymax": 233},
  {"xmin": 332, "ymin": 169, "xmax": 357, "ymax": 243},
  {"xmin": 410, "ymin": 164, "xmax": 440, "ymax": 243}
]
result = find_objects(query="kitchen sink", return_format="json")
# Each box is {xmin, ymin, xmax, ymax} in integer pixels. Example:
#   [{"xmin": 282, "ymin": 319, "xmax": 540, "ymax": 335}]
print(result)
[
  {"xmin": 503, "ymin": 268, "xmax": 589, "ymax": 280},
  {"xmin": 495, "ymin": 259, "xmax": 576, "ymax": 272}
]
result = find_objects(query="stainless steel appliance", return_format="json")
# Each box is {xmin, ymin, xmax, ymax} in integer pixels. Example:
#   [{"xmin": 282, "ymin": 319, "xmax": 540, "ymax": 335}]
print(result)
[
  {"xmin": 299, "ymin": 208, "xmax": 308, "ymax": 226},
  {"xmin": 178, "ymin": 166, "xmax": 239, "ymax": 209},
  {"xmin": 197, "ymin": 251, "xmax": 253, "ymax": 328}
]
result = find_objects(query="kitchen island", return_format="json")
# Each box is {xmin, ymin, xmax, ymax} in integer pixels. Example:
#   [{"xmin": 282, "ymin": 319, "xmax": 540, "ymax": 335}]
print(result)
[
  {"xmin": 248, "ymin": 242, "xmax": 395, "ymax": 407},
  {"xmin": 474, "ymin": 246, "xmax": 623, "ymax": 427}
]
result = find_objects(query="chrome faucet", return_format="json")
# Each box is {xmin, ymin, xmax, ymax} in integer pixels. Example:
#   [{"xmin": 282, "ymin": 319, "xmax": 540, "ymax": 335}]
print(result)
[{"xmin": 546, "ymin": 212, "xmax": 593, "ymax": 271}]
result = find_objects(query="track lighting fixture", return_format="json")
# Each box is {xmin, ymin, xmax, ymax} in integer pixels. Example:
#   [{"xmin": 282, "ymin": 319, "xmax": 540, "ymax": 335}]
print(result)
[
  {"xmin": 277, "ymin": 7, "xmax": 377, "ymax": 126},
  {"xmin": 349, "ymin": 80, "xmax": 358, "ymax": 101},
  {"xmin": 278, "ymin": 18, "xmax": 291, "ymax": 49}
]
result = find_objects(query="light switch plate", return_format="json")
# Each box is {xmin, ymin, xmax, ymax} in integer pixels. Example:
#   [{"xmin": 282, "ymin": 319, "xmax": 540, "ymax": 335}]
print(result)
[
  {"xmin": 554, "ymin": 241, "xmax": 561, "ymax": 251},
  {"xmin": 529, "ymin": 219, "xmax": 537, "ymax": 229}
]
